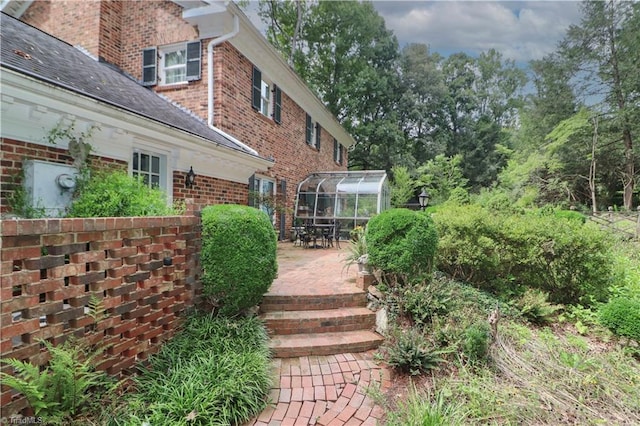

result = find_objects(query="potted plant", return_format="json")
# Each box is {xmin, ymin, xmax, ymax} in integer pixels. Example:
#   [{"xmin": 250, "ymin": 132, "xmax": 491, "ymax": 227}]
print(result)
[{"xmin": 343, "ymin": 225, "xmax": 370, "ymax": 273}]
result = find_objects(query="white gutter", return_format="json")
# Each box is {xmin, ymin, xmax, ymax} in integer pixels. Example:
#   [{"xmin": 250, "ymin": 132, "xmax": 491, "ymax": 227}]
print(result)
[{"xmin": 205, "ymin": 13, "xmax": 260, "ymax": 156}]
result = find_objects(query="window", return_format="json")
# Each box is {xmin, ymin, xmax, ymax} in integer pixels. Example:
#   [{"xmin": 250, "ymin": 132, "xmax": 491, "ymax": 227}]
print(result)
[
  {"xmin": 132, "ymin": 151, "xmax": 167, "ymax": 189},
  {"xmin": 306, "ymin": 114, "xmax": 317, "ymax": 148},
  {"xmin": 334, "ymin": 138, "xmax": 343, "ymax": 164},
  {"xmin": 252, "ymin": 176, "xmax": 276, "ymax": 223},
  {"xmin": 252, "ymin": 66, "xmax": 281, "ymax": 122},
  {"xmin": 142, "ymin": 41, "xmax": 201, "ymax": 86}
]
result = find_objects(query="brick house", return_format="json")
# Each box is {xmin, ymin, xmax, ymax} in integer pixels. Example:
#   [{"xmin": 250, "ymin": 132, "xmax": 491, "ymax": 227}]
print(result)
[{"xmin": 1, "ymin": 0, "xmax": 352, "ymax": 235}]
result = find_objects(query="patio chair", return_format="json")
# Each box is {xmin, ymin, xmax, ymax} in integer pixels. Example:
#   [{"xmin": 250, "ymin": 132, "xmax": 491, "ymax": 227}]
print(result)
[{"xmin": 333, "ymin": 221, "xmax": 342, "ymax": 249}]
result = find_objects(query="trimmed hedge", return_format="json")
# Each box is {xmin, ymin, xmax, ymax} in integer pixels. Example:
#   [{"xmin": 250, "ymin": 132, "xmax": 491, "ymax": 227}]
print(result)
[
  {"xmin": 433, "ymin": 204, "xmax": 613, "ymax": 305},
  {"xmin": 201, "ymin": 204, "xmax": 277, "ymax": 316},
  {"xmin": 366, "ymin": 208, "xmax": 438, "ymax": 285}
]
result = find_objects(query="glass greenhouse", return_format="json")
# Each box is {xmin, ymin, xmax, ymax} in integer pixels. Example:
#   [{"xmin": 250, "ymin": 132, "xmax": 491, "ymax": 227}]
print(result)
[{"xmin": 294, "ymin": 170, "xmax": 390, "ymax": 231}]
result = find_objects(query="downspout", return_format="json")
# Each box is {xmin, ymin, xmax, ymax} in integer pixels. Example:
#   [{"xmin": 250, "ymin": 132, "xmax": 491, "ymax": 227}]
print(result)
[{"xmin": 207, "ymin": 13, "xmax": 259, "ymax": 156}]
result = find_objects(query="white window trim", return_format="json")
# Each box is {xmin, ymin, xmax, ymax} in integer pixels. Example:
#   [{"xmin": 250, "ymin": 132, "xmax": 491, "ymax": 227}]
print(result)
[
  {"xmin": 159, "ymin": 43, "xmax": 187, "ymax": 86},
  {"xmin": 334, "ymin": 140, "xmax": 343, "ymax": 164},
  {"xmin": 255, "ymin": 175, "xmax": 277, "ymax": 224},
  {"xmin": 131, "ymin": 148, "xmax": 169, "ymax": 192},
  {"xmin": 260, "ymin": 77, "xmax": 273, "ymax": 118},
  {"xmin": 309, "ymin": 118, "xmax": 317, "ymax": 147}
]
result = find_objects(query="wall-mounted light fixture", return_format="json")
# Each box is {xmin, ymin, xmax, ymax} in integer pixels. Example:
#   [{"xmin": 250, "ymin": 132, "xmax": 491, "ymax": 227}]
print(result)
[{"xmin": 185, "ymin": 166, "xmax": 196, "ymax": 188}]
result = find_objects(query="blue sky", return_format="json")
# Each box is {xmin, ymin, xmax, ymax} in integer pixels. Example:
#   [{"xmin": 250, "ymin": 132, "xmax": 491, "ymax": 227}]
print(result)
[{"xmin": 245, "ymin": 1, "xmax": 583, "ymax": 64}]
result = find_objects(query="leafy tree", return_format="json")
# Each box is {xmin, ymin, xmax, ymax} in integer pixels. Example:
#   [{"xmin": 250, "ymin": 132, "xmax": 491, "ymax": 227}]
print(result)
[
  {"xmin": 475, "ymin": 49, "xmax": 527, "ymax": 127},
  {"xmin": 560, "ymin": 0, "xmax": 639, "ymax": 209},
  {"xmin": 256, "ymin": 0, "xmax": 310, "ymax": 66},
  {"xmin": 398, "ymin": 43, "xmax": 448, "ymax": 165},
  {"xmin": 389, "ymin": 165, "xmax": 415, "ymax": 208},
  {"xmin": 415, "ymin": 154, "xmax": 468, "ymax": 204}
]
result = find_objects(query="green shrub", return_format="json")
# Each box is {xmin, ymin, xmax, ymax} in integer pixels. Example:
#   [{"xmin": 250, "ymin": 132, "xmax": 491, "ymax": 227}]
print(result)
[
  {"xmin": 553, "ymin": 209, "xmax": 587, "ymax": 224},
  {"xmin": 0, "ymin": 339, "xmax": 112, "ymax": 422},
  {"xmin": 366, "ymin": 208, "xmax": 438, "ymax": 285},
  {"xmin": 433, "ymin": 204, "xmax": 614, "ymax": 305},
  {"xmin": 67, "ymin": 171, "xmax": 175, "ymax": 217},
  {"xmin": 599, "ymin": 298, "xmax": 640, "ymax": 343},
  {"xmin": 201, "ymin": 204, "xmax": 277, "ymax": 316},
  {"xmin": 516, "ymin": 288, "xmax": 562, "ymax": 325},
  {"xmin": 447, "ymin": 187, "xmax": 470, "ymax": 205},
  {"xmin": 461, "ymin": 323, "xmax": 490, "ymax": 365},
  {"xmin": 128, "ymin": 314, "xmax": 271, "ymax": 425},
  {"xmin": 384, "ymin": 328, "xmax": 448, "ymax": 375}
]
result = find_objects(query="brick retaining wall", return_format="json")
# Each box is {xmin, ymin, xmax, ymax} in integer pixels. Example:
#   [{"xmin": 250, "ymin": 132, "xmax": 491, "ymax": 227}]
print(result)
[{"xmin": 0, "ymin": 215, "xmax": 201, "ymax": 415}]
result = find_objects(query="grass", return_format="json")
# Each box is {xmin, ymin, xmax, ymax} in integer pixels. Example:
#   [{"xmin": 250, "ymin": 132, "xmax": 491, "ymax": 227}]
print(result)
[{"xmin": 99, "ymin": 313, "xmax": 272, "ymax": 425}]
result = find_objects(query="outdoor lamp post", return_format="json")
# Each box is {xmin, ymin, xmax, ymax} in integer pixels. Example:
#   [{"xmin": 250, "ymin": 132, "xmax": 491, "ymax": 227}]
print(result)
[{"xmin": 418, "ymin": 189, "xmax": 429, "ymax": 211}]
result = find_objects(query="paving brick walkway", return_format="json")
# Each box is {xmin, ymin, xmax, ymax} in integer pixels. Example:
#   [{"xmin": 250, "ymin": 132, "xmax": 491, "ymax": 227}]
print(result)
[{"xmin": 244, "ymin": 243, "xmax": 391, "ymax": 426}]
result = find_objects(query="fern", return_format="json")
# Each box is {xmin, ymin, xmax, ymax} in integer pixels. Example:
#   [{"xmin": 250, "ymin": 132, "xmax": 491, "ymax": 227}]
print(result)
[
  {"xmin": 87, "ymin": 294, "xmax": 106, "ymax": 328},
  {"xmin": 0, "ymin": 338, "xmax": 109, "ymax": 420}
]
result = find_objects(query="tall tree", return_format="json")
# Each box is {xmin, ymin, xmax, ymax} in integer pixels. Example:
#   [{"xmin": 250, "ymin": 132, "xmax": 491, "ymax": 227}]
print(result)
[
  {"xmin": 561, "ymin": 0, "xmax": 639, "ymax": 209},
  {"xmin": 397, "ymin": 43, "xmax": 448, "ymax": 165},
  {"xmin": 257, "ymin": 0, "xmax": 310, "ymax": 66},
  {"xmin": 476, "ymin": 49, "xmax": 527, "ymax": 127}
]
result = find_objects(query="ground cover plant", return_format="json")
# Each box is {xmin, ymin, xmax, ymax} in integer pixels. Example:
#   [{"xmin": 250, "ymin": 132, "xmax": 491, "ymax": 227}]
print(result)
[{"xmin": 103, "ymin": 313, "xmax": 272, "ymax": 425}]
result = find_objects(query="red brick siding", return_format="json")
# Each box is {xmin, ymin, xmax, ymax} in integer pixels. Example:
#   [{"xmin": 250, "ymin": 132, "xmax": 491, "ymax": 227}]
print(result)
[
  {"xmin": 173, "ymin": 171, "xmax": 248, "ymax": 211},
  {"xmin": 0, "ymin": 215, "xmax": 201, "ymax": 416},
  {"xmin": 214, "ymin": 43, "xmax": 349, "ymax": 232},
  {"xmin": 22, "ymin": 0, "xmax": 103, "ymax": 58}
]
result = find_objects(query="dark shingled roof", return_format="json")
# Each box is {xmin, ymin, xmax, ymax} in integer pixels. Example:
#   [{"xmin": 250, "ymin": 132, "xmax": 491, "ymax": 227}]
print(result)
[{"xmin": 0, "ymin": 13, "xmax": 259, "ymax": 157}]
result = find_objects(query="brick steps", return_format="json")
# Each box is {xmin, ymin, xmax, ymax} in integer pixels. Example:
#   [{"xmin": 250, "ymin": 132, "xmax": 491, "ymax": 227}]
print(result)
[
  {"xmin": 261, "ymin": 282, "xmax": 383, "ymax": 357},
  {"xmin": 268, "ymin": 330, "xmax": 384, "ymax": 358},
  {"xmin": 262, "ymin": 307, "xmax": 376, "ymax": 335},
  {"xmin": 260, "ymin": 291, "xmax": 367, "ymax": 312}
]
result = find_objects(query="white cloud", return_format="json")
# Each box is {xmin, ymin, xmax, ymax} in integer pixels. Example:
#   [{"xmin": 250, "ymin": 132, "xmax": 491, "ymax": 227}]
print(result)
[{"xmin": 373, "ymin": 1, "xmax": 583, "ymax": 62}]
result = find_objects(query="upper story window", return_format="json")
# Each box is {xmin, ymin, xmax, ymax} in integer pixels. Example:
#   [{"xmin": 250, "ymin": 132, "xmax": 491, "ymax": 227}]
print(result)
[
  {"xmin": 334, "ymin": 138, "xmax": 343, "ymax": 164},
  {"xmin": 306, "ymin": 114, "xmax": 321, "ymax": 150},
  {"xmin": 141, "ymin": 41, "xmax": 201, "ymax": 87},
  {"xmin": 252, "ymin": 66, "xmax": 282, "ymax": 123},
  {"xmin": 132, "ymin": 150, "xmax": 167, "ymax": 190}
]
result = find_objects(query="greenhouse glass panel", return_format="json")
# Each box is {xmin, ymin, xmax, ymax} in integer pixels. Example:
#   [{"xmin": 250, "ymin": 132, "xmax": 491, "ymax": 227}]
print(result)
[{"xmin": 295, "ymin": 170, "xmax": 389, "ymax": 231}]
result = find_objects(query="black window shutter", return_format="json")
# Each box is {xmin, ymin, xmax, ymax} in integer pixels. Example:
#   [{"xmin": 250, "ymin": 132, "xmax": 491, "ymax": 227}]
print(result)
[
  {"xmin": 186, "ymin": 41, "xmax": 201, "ymax": 81},
  {"xmin": 248, "ymin": 174, "xmax": 256, "ymax": 206},
  {"xmin": 305, "ymin": 114, "xmax": 312, "ymax": 145},
  {"xmin": 252, "ymin": 66, "xmax": 261, "ymax": 110},
  {"xmin": 279, "ymin": 179, "xmax": 286, "ymax": 240},
  {"xmin": 333, "ymin": 138, "xmax": 338, "ymax": 162},
  {"xmin": 142, "ymin": 47, "xmax": 157, "ymax": 86},
  {"xmin": 315, "ymin": 123, "xmax": 321, "ymax": 150},
  {"xmin": 273, "ymin": 85, "xmax": 282, "ymax": 124}
]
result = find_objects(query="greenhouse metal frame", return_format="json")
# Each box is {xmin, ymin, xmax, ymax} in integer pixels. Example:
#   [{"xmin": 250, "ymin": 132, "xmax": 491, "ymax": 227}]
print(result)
[{"xmin": 294, "ymin": 170, "xmax": 390, "ymax": 231}]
